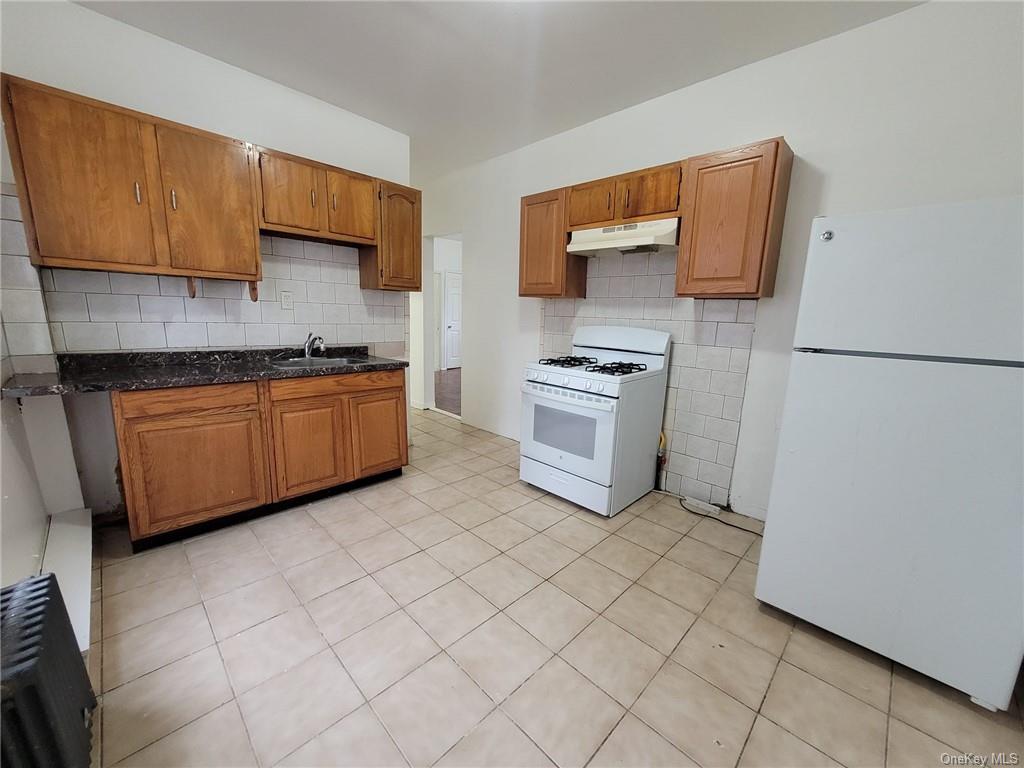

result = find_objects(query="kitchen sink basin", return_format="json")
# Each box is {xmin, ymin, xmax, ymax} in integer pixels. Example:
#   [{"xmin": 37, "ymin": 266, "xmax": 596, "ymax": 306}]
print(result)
[{"xmin": 272, "ymin": 357, "xmax": 360, "ymax": 369}]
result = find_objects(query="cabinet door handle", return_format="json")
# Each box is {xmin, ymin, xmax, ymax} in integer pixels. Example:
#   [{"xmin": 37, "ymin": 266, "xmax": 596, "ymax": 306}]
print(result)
[
  {"xmin": 606, "ymin": 191, "xmax": 611, "ymax": 211},
  {"xmin": 170, "ymin": 188, "xmax": 177, "ymax": 211},
  {"xmin": 134, "ymin": 182, "xmax": 142, "ymax": 205},
  {"xmin": 311, "ymin": 189, "xmax": 316, "ymax": 208},
  {"xmin": 332, "ymin": 193, "xmax": 337, "ymax": 211},
  {"xmin": 625, "ymin": 187, "xmax": 631, "ymax": 209}
]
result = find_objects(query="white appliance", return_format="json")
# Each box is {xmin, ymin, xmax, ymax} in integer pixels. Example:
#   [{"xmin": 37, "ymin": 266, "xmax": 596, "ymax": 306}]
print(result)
[
  {"xmin": 566, "ymin": 217, "xmax": 678, "ymax": 255},
  {"xmin": 756, "ymin": 197, "xmax": 1024, "ymax": 711},
  {"xmin": 520, "ymin": 326, "xmax": 671, "ymax": 516}
]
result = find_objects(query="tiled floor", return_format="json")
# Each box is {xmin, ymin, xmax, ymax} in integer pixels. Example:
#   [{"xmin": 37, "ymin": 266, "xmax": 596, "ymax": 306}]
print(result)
[
  {"xmin": 88, "ymin": 409, "xmax": 1024, "ymax": 768},
  {"xmin": 434, "ymin": 368, "xmax": 461, "ymax": 416}
]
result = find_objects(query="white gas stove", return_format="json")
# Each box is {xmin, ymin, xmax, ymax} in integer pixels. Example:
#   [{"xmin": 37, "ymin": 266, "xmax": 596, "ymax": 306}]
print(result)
[{"xmin": 520, "ymin": 326, "xmax": 671, "ymax": 517}]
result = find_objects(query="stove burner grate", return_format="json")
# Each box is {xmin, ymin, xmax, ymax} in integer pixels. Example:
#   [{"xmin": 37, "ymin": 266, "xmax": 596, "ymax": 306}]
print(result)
[
  {"xmin": 538, "ymin": 356, "xmax": 598, "ymax": 368},
  {"xmin": 586, "ymin": 361, "xmax": 648, "ymax": 376}
]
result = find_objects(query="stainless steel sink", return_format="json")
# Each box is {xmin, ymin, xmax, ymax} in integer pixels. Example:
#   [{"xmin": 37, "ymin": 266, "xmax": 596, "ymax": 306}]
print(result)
[{"xmin": 272, "ymin": 357, "xmax": 359, "ymax": 369}]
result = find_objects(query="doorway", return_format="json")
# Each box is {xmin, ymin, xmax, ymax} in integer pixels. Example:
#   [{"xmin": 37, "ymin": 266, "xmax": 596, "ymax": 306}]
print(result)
[{"xmin": 433, "ymin": 236, "xmax": 462, "ymax": 416}]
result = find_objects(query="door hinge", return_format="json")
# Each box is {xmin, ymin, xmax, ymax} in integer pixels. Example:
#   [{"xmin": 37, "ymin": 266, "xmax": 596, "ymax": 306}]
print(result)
[{"xmin": 6, "ymin": 89, "xmax": 12, "ymax": 105}]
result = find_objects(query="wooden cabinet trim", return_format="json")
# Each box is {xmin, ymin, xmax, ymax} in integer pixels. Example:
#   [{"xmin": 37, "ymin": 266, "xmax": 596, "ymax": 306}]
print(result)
[
  {"xmin": 348, "ymin": 388, "xmax": 408, "ymax": 477},
  {"xmin": 269, "ymin": 369, "xmax": 404, "ymax": 401},
  {"xmin": 270, "ymin": 394, "xmax": 353, "ymax": 499},
  {"xmin": 117, "ymin": 382, "xmax": 259, "ymax": 419}
]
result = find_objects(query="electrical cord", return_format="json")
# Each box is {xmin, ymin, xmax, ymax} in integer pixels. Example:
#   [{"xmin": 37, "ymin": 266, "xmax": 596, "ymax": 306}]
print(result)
[{"xmin": 651, "ymin": 489, "xmax": 763, "ymax": 536}]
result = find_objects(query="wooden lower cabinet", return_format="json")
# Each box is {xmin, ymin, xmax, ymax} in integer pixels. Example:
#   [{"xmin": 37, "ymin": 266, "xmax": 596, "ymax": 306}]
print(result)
[{"xmin": 113, "ymin": 370, "xmax": 408, "ymax": 539}]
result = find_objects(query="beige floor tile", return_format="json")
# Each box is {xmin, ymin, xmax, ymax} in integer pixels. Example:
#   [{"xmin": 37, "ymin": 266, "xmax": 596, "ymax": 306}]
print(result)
[
  {"xmin": 102, "ymin": 546, "xmax": 189, "ymax": 596},
  {"xmin": 590, "ymin": 713, "xmax": 697, "ymax": 768},
  {"xmin": 508, "ymin": 500, "xmax": 568, "ymax": 531},
  {"xmin": 536, "ymin": 494, "xmax": 580, "ymax": 515},
  {"xmin": 102, "ymin": 646, "xmax": 233, "ymax": 766},
  {"xmin": 91, "ymin": 596, "xmax": 102, "ymax": 644},
  {"xmin": 506, "ymin": 480, "xmax": 544, "ymax": 498},
  {"xmin": 279, "ymin": 705, "xmax": 407, "ymax": 767},
  {"xmin": 603, "ymin": 584, "xmax": 695, "ymax": 656},
  {"xmin": 87, "ymin": 643, "xmax": 101, "ymax": 694},
  {"xmin": 305, "ymin": 575, "xmax": 398, "ymax": 644},
  {"xmin": 99, "ymin": 526, "xmax": 135, "ymax": 565},
  {"xmin": 507, "ymin": 534, "xmax": 578, "ymax": 579},
  {"xmin": 738, "ymin": 715, "xmax": 840, "ymax": 768},
  {"xmin": 664, "ymin": 536, "xmax": 740, "ymax": 582},
  {"xmin": 110, "ymin": 702, "xmax": 256, "ymax": 767},
  {"xmin": 744, "ymin": 537, "xmax": 762, "ymax": 563},
  {"xmin": 544, "ymin": 517, "xmax": 610, "ymax": 553},
  {"xmin": 716, "ymin": 510, "xmax": 764, "ymax": 535},
  {"xmin": 615, "ymin": 517, "xmax": 682, "ymax": 555},
  {"xmin": 640, "ymin": 501, "xmax": 702, "ymax": 534},
  {"xmin": 192, "ymin": 548, "xmax": 277, "ymax": 600},
  {"xmin": 688, "ymin": 518, "xmax": 757, "ymax": 556},
  {"xmin": 417, "ymin": 485, "xmax": 474, "ymax": 512},
  {"xmin": 573, "ymin": 509, "xmax": 634, "ymax": 533},
  {"xmin": 550, "ymin": 557, "xmax": 630, "ymax": 612},
  {"xmin": 204, "ymin": 573, "xmax": 299, "ymax": 640},
  {"xmin": 506, "ymin": 582, "xmax": 596, "ymax": 652},
  {"xmin": 250, "ymin": 508, "xmax": 318, "ymax": 543},
  {"xmin": 238, "ymin": 649, "xmax": 364, "ymax": 767},
  {"xmin": 436, "ymin": 710, "xmax": 552, "ymax": 768},
  {"xmin": 406, "ymin": 579, "xmax": 495, "ymax": 646},
  {"xmin": 262, "ymin": 526, "xmax": 339, "ymax": 570},
  {"xmin": 102, "ymin": 605, "xmax": 214, "ymax": 691},
  {"xmin": 375, "ymin": 551, "xmax": 455, "ymax": 605},
  {"xmin": 504, "ymin": 656, "xmax": 623, "ymax": 768},
  {"xmin": 441, "ymin": 498, "xmax": 503, "ymax": 528},
  {"xmin": 334, "ymin": 610, "xmax": 440, "ymax": 697},
  {"xmin": 429, "ymin": 463, "xmax": 478, "ymax": 484},
  {"xmin": 587, "ymin": 536, "xmax": 659, "ymax": 580},
  {"xmin": 890, "ymin": 665, "xmax": 1024, "ymax": 756},
  {"xmin": 394, "ymin": 471, "xmax": 446, "ymax": 496},
  {"xmin": 885, "ymin": 718, "xmax": 957, "ymax": 768},
  {"xmin": 464, "ymin": 455, "xmax": 503, "ymax": 474},
  {"xmin": 347, "ymin": 529, "xmax": 419, "ymax": 572},
  {"xmin": 462, "ymin": 555, "xmax": 542, "ymax": 609},
  {"xmin": 372, "ymin": 654, "xmax": 494, "ymax": 766},
  {"xmin": 398, "ymin": 513, "xmax": 463, "ymax": 548},
  {"xmin": 481, "ymin": 486, "xmax": 534, "ymax": 513},
  {"xmin": 762, "ymin": 662, "xmax": 886, "ymax": 767},
  {"xmin": 306, "ymin": 492, "xmax": 370, "ymax": 527},
  {"xmin": 453, "ymin": 474, "xmax": 505, "ymax": 499},
  {"xmin": 413, "ymin": 454, "xmax": 456, "ymax": 474},
  {"xmin": 220, "ymin": 607, "xmax": 327, "ymax": 693},
  {"xmin": 636, "ymin": 558, "xmax": 717, "ymax": 613},
  {"xmin": 284, "ymin": 548, "xmax": 366, "ymax": 602},
  {"xmin": 102, "ymin": 575, "xmax": 201, "ymax": 638},
  {"xmin": 428, "ymin": 532, "xmax": 500, "ymax": 575},
  {"xmin": 355, "ymin": 483, "xmax": 411, "ymax": 511},
  {"xmin": 633, "ymin": 659, "xmax": 755, "ymax": 768},
  {"xmin": 472, "ymin": 515, "xmax": 536, "ymax": 551},
  {"xmin": 448, "ymin": 613, "xmax": 551, "ymax": 702},
  {"xmin": 561, "ymin": 617, "xmax": 665, "ymax": 707},
  {"xmin": 482, "ymin": 465, "xmax": 520, "ymax": 486},
  {"xmin": 376, "ymin": 494, "xmax": 436, "ymax": 527},
  {"xmin": 722, "ymin": 558, "xmax": 758, "ymax": 596},
  {"xmin": 783, "ymin": 622, "xmax": 891, "ymax": 711},
  {"xmin": 672, "ymin": 619, "xmax": 777, "ymax": 710},
  {"xmin": 324, "ymin": 509, "xmax": 392, "ymax": 547},
  {"xmin": 701, "ymin": 588, "xmax": 793, "ymax": 656}
]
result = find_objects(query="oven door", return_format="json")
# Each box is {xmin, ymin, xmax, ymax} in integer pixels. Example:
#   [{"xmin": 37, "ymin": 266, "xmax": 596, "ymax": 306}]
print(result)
[{"xmin": 520, "ymin": 381, "xmax": 617, "ymax": 485}]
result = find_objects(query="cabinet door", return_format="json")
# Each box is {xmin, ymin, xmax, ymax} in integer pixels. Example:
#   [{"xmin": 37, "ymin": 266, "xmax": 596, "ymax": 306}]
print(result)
[
  {"xmin": 259, "ymin": 152, "xmax": 323, "ymax": 231},
  {"xmin": 270, "ymin": 395, "xmax": 352, "ymax": 499},
  {"xmin": 378, "ymin": 181, "xmax": 421, "ymax": 290},
  {"xmin": 5, "ymin": 83, "xmax": 158, "ymax": 267},
  {"xmin": 519, "ymin": 189, "xmax": 568, "ymax": 296},
  {"xmin": 348, "ymin": 389, "xmax": 407, "ymax": 477},
  {"xmin": 156, "ymin": 126, "xmax": 259, "ymax": 277},
  {"xmin": 327, "ymin": 170, "xmax": 376, "ymax": 241},
  {"xmin": 620, "ymin": 164, "xmax": 681, "ymax": 220},
  {"xmin": 677, "ymin": 141, "xmax": 777, "ymax": 296},
  {"xmin": 568, "ymin": 179, "xmax": 616, "ymax": 227},
  {"xmin": 120, "ymin": 408, "xmax": 269, "ymax": 538}
]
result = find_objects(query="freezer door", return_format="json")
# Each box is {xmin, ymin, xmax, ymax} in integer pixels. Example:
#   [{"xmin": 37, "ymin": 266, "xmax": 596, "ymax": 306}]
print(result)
[
  {"xmin": 757, "ymin": 352, "xmax": 1023, "ymax": 709},
  {"xmin": 795, "ymin": 197, "xmax": 1023, "ymax": 362}
]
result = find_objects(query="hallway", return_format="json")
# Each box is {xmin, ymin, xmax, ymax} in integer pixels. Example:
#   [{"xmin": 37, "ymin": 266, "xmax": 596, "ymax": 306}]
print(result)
[{"xmin": 434, "ymin": 368, "xmax": 461, "ymax": 416}]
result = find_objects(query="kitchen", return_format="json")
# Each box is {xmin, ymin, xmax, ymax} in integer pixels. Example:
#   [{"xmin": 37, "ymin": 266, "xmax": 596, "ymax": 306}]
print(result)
[{"xmin": 1, "ymin": 2, "xmax": 1022, "ymax": 768}]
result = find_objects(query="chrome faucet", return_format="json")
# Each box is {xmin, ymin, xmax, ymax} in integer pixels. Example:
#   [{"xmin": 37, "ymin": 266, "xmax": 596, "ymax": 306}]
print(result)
[{"xmin": 304, "ymin": 332, "xmax": 326, "ymax": 358}]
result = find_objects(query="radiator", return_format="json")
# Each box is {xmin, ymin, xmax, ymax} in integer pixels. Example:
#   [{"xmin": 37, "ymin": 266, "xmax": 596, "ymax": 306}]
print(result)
[{"xmin": 1, "ymin": 574, "xmax": 96, "ymax": 768}]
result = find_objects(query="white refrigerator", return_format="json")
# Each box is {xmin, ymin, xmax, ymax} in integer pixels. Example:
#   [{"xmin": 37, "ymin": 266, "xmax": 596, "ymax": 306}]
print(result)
[{"xmin": 756, "ymin": 196, "xmax": 1024, "ymax": 711}]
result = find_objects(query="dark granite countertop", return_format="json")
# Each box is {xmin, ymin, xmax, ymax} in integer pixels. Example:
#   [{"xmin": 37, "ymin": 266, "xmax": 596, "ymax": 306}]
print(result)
[{"xmin": 1, "ymin": 346, "xmax": 408, "ymax": 398}]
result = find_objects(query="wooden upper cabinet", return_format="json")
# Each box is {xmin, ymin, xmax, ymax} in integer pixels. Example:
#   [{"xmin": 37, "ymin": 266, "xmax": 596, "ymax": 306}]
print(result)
[
  {"xmin": 327, "ymin": 170, "xmax": 376, "ymax": 241},
  {"xmin": 568, "ymin": 179, "xmax": 616, "ymax": 227},
  {"xmin": 619, "ymin": 163, "xmax": 681, "ymax": 220},
  {"xmin": 157, "ymin": 126, "xmax": 259, "ymax": 278},
  {"xmin": 258, "ymin": 152, "xmax": 323, "ymax": 232},
  {"xmin": 3, "ymin": 81, "xmax": 160, "ymax": 268},
  {"xmin": 519, "ymin": 188, "xmax": 585, "ymax": 298},
  {"xmin": 360, "ymin": 180, "xmax": 421, "ymax": 291},
  {"xmin": 348, "ymin": 389, "xmax": 408, "ymax": 477},
  {"xmin": 677, "ymin": 139, "xmax": 792, "ymax": 298},
  {"xmin": 270, "ymin": 394, "xmax": 352, "ymax": 499}
]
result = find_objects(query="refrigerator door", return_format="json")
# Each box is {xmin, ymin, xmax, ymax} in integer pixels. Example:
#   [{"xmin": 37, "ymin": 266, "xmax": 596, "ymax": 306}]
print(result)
[
  {"xmin": 795, "ymin": 197, "xmax": 1023, "ymax": 362},
  {"xmin": 757, "ymin": 351, "xmax": 1023, "ymax": 709}
]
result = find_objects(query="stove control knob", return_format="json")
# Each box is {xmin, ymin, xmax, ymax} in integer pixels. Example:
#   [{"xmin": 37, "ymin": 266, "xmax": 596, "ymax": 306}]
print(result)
[
  {"xmin": 585, "ymin": 381, "xmax": 592, "ymax": 390},
  {"xmin": 539, "ymin": 373, "xmax": 548, "ymax": 382},
  {"xmin": 527, "ymin": 371, "xmax": 536, "ymax": 381},
  {"xmin": 562, "ymin": 376, "xmax": 570, "ymax": 385},
  {"xmin": 596, "ymin": 383, "xmax": 605, "ymax": 392}
]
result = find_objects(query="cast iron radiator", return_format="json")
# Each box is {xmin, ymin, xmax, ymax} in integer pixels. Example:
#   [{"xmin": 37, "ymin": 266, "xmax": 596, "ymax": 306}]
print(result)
[{"xmin": 1, "ymin": 573, "xmax": 96, "ymax": 768}]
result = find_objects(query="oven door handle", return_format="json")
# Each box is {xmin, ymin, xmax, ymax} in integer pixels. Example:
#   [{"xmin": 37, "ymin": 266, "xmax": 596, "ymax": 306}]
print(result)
[{"xmin": 521, "ymin": 383, "xmax": 616, "ymax": 412}]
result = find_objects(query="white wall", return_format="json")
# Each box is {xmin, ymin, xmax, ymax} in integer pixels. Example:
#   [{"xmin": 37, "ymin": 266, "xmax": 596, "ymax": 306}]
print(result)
[
  {"xmin": 434, "ymin": 238, "xmax": 463, "ymax": 274},
  {"xmin": 421, "ymin": 2, "xmax": 1024, "ymax": 518}
]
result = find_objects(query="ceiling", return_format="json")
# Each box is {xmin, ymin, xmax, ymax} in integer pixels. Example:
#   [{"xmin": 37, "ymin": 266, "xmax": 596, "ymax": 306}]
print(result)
[{"xmin": 82, "ymin": 1, "xmax": 914, "ymax": 183}]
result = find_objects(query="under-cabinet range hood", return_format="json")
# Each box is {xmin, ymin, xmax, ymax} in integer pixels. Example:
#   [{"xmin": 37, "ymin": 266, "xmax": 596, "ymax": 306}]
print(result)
[{"xmin": 567, "ymin": 217, "xmax": 679, "ymax": 255}]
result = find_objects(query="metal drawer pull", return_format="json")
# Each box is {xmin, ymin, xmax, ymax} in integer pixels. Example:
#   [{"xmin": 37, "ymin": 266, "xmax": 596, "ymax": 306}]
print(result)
[
  {"xmin": 333, "ymin": 193, "xmax": 337, "ymax": 210},
  {"xmin": 170, "ymin": 188, "xmax": 177, "ymax": 211},
  {"xmin": 134, "ymin": 181, "xmax": 141, "ymax": 205},
  {"xmin": 311, "ymin": 189, "xmax": 316, "ymax": 208}
]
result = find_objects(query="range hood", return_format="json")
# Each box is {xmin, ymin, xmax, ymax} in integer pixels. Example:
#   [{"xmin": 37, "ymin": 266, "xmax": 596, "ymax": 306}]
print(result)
[{"xmin": 567, "ymin": 217, "xmax": 679, "ymax": 255}]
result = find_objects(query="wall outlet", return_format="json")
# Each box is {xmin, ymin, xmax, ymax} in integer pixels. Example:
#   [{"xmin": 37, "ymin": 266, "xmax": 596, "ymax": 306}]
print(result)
[{"xmin": 280, "ymin": 291, "xmax": 294, "ymax": 310}]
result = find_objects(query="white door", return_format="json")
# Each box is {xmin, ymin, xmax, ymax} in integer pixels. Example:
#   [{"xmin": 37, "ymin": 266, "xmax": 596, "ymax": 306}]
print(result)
[
  {"xmin": 444, "ymin": 271, "xmax": 462, "ymax": 369},
  {"xmin": 432, "ymin": 272, "xmax": 442, "ymax": 371}
]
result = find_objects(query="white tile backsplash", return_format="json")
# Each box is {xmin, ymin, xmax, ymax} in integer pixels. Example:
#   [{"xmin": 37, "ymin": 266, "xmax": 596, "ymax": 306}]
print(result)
[{"xmin": 540, "ymin": 249, "xmax": 757, "ymax": 504}]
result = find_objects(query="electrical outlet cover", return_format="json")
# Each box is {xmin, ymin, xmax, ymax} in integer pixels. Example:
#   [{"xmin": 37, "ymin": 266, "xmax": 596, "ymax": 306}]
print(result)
[{"xmin": 280, "ymin": 291, "xmax": 294, "ymax": 310}]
